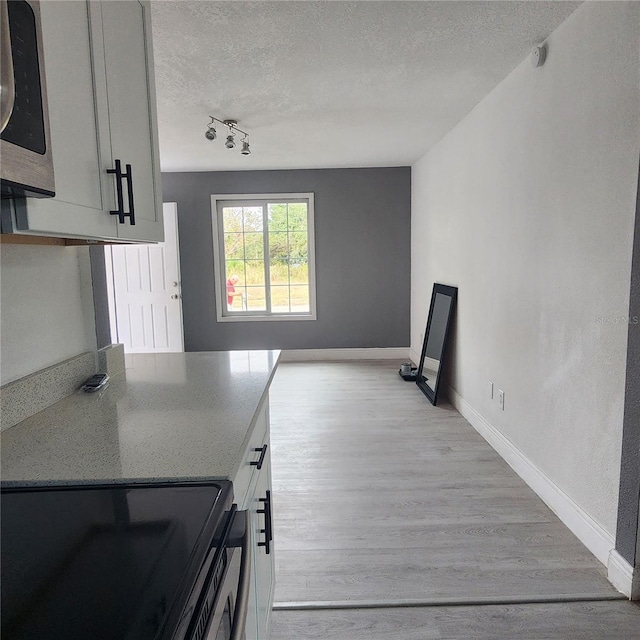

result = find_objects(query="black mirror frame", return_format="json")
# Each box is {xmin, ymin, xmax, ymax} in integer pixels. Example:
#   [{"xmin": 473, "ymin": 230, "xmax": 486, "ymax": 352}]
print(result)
[{"xmin": 416, "ymin": 283, "xmax": 458, "ymax": 406}]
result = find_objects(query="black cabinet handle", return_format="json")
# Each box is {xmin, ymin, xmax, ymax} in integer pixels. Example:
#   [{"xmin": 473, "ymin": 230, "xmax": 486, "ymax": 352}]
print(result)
[
  {"xmin": 257, "ymin": 490, "xmax": 272, "ymax": 554},
  {"xmin": 250, "ymin": 444, "xmax": 267, "ymax": 470},
  {"xmin": 123, "ymin": 163, "xmax": 136, "ymax": 226},
  {"xmin": 107, "ymin": 159, "xmax": 135, "ymax": 225},
  {"xmin": 107, "ymin": 159, "xmax": 125, "ymax": 224}
]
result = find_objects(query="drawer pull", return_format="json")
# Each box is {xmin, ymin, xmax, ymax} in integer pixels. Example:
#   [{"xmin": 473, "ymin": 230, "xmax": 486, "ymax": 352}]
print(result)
[
  {"xmin": 250, "ymin": 444, "xmax": 267, "ymax": 470},
  {"xmin": 257, "ymin": 490, "xmax": 273, "ymax": 554}
]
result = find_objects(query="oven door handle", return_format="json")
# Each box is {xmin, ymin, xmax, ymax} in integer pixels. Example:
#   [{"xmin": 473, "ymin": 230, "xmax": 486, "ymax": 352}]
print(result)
[{"xmin": 230, "ymin": 509, "xmax": 252, "ymax": 640}]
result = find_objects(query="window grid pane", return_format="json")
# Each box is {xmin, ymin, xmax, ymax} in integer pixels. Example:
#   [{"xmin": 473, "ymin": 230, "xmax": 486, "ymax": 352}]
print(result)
[
  {"xmin": 270, "ymin": 285, "xmax": 290, "ymax": 313},
  {"xmin": 243, "ymin": 233, "xmax": 264, "ymax": 260},
  {"xmin": 223, "ymin": 207, "xmax": 243, "ymax": 231},
  {"xmin": 290, "ymin": 285, "xmax": 310, "ymax": 312},
  {"xmin": 245, "ymin": 285, "xmax": 266, "ymax": 311},
  {"xmin": 224, "ymin": 264, "xmax": 243, "ymax": 312},
  {"xmin": 287, "ymin": 202, "xmax": 307, "ymax": 231},
  {"xmin": 224, "ymin": 232, "xmax": 243, "ymax": 260},
  {"xmin": 242, "ymin": 206, "xmax": 263, "ymax": 232}
]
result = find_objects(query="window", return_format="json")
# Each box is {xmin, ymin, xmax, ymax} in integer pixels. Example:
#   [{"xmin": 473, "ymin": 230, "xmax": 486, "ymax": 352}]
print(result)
[{"xmin": 211, "ymin": 193, "xmax": 316, "ymax": 321}]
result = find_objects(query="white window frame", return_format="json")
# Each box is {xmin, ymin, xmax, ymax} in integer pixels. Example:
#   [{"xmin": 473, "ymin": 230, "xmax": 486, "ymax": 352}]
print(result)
[{"xmin": 211, "ymin": 193, "xmax": 317, "ymax": 322}]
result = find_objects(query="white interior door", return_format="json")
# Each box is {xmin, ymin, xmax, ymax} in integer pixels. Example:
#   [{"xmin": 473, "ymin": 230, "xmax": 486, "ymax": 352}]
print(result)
[{"xmin": 107, "ymin": 203, "xmax": 184, "ymax": 353}]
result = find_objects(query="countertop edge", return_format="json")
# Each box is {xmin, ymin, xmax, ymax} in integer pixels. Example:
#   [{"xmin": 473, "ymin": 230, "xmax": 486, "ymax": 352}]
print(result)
[{"xmin": 0, "ymin": 475, "xmax": 230, "ymax": 489}]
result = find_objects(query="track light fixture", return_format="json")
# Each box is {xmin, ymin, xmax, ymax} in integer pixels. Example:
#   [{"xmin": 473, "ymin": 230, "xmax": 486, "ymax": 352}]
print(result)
[{"xmin": 205, "ymin": 117, "xmax": 251, "ymax": 156}]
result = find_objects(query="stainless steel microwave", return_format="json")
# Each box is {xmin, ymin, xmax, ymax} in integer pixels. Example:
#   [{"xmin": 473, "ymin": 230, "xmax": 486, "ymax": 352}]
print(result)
[{"xmin": 0, "ymin": 0, "xmax": 54, "ymax": 198}]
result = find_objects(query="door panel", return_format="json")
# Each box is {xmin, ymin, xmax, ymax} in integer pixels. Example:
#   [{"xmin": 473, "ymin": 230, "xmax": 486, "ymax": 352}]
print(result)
[
  {"xmin": 20, "ymin": 0, "xmax": 117, "ymax": 239},
  {"xmin": 127, "ymin": 303, "xmax": 147, "ymax": 349},
  {"xmin": 109, "ymin": 204, "xmax": 184, "ymax": 353},
  {"xmin": 100, "ymin": 0, "xmax": 163, "ymax": 241}
]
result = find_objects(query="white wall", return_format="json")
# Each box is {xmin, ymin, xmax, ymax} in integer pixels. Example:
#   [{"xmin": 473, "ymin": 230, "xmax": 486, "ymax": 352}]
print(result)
[
  {"xmin": 411, "ymin": 1, "xmax": 640, "ymax": 537},
  {"xmin": 0, "ymin": 244, "xmax": 97, "ymax": 385}
]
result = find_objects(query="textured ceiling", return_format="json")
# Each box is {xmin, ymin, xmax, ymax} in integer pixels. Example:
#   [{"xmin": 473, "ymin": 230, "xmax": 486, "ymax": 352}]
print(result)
[{"xmin": 151, "ymin": 1, "xmax": 580, "ymax": 172}]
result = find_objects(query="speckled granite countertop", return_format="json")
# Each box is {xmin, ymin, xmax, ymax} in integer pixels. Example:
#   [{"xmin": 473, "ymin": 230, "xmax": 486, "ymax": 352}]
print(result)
[{"xmin": 1, "ymin": 351, "xmax": 280, "ymax": 486}]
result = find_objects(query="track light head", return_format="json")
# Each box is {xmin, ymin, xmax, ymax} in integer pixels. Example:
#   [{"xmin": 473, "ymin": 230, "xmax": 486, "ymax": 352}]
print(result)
[
  {"xmin": 225, "ymin": 134, "xmax": 236, "ymax": 149},
  {"xmin": 241, "ymin": 140, "xmax": 251, "ymax": 155},
  {"xmin": 205, "ymin": 126, "xmax": 217, "ymax": 141}
]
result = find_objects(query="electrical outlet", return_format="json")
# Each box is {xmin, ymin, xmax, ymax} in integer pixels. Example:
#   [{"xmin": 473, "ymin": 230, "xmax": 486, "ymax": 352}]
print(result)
[
  {"xmin": 488, "ymin": 381, "xmax": 494, "ymax": 399},
  {"xmin": 498, "ymin": 389, "xmax": 505, "ymax": 410}
]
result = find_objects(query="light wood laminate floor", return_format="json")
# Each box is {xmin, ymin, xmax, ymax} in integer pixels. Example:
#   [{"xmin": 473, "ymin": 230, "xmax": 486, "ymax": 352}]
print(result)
[
  {"xmin": 268, "ymin": 361, "xmax": 639, "ymax": 638},
  {"xmin": 270, "ymin": 601, "xmax": 640, "ymax": 640}
]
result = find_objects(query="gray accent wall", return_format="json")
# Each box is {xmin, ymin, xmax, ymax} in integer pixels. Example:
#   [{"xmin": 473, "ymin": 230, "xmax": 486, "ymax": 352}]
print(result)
[
  {"xmin": 162, "ymin": 168, "xmax": 411, "ymax": 351},
  {"xmin": 616, "ymin": 157, "xmax": 640, "ymax": 568}
]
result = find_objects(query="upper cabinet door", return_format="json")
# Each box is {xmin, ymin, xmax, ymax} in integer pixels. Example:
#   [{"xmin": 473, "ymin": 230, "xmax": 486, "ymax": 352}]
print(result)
[
  {"xmin": 101, "ymin": 0, "xmax": 164, "ymax": 243},
  {"xmin": 4, "ymin": 0, "xmax": 163, "ymax": 244},
  {"xmin": 13, "ymin": 0, "xmax": 118, "ymax": 240}
]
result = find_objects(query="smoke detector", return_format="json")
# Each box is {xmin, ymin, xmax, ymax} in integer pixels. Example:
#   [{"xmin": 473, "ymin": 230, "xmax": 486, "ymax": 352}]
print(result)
[{"xmin": 531, "ymin": 45, "xmax": 547, "ymax": 68}]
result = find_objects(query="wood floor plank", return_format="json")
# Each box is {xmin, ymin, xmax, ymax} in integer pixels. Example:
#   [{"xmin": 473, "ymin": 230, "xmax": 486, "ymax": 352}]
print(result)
[
  {"xmin": 273, "ymin": 519, "xmax": 603, "ymax": 553},
  {"xmin": 274, "ymin": 548, "xmax": 614, "ymax": 602},
  {"xmin": 269, "ymin": 361, "xmax": 620, "ymax": 604},
  {"xmin": 270, "ymin": 602, "xmax": 640, "ymax": 640}
]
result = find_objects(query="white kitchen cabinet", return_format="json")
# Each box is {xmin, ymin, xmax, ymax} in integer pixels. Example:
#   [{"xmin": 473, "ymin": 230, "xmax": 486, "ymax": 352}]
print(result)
[
  {"xmin": 250, "ymin": 443, "xmax": 275, "ymax": 640},
  {"xmin": 100, "ymin": 0, "xmax": 163, "ymax": 242},
  {"xmin": 4, "ymin": 0, "xmax": 163, "ymax": 243},
  {"xmin": 233, "ymin": 397, "xmax": 276, "ymax": 640}
]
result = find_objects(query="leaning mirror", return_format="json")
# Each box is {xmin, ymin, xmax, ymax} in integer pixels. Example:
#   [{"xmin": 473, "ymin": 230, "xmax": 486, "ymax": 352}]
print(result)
[{"xmin": 416, "ymin": 283, "xmax": 458, "ymax": 405}]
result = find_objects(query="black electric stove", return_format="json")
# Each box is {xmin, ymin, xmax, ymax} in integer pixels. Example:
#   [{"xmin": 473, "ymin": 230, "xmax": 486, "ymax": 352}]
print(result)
[{"xmin": 1, "ymin": 481, "xmax": 234, "ymax": 640}]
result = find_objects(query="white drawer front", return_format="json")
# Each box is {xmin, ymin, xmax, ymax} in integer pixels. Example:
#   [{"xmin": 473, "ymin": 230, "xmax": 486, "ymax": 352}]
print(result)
[{"xmin": 233, "ymin": 396, "xmax": 269, "ymax": 508}]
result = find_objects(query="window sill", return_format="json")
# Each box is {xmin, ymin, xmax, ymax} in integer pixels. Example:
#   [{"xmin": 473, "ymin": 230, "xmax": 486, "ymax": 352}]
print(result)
[{"xmin": 217, "ymin": 313, "xmax": 317, "ymax": 323}]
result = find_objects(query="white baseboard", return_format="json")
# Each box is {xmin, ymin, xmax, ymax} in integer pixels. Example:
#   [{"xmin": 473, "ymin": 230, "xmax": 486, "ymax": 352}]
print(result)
[
  {"xmin": 608, "ymin": 549, "xmax": 638, "ymax": 599},
  {"xmin": 280, "ymin": 347, "xmax": 409, "ymax": 362},
  {"xmin": 447, "ymin": 385, "xmax": 615, "ymax": 568}
]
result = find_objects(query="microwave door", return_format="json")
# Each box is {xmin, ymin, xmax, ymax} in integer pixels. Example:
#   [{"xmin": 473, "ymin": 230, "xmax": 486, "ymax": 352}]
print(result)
[
  {"xmin": 0, "ymin": 0, "xmax": 55, "ymax": 198},
  {"xmin": 0, "ymin": 0, "xmax": 15, "ymax": 133}
]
